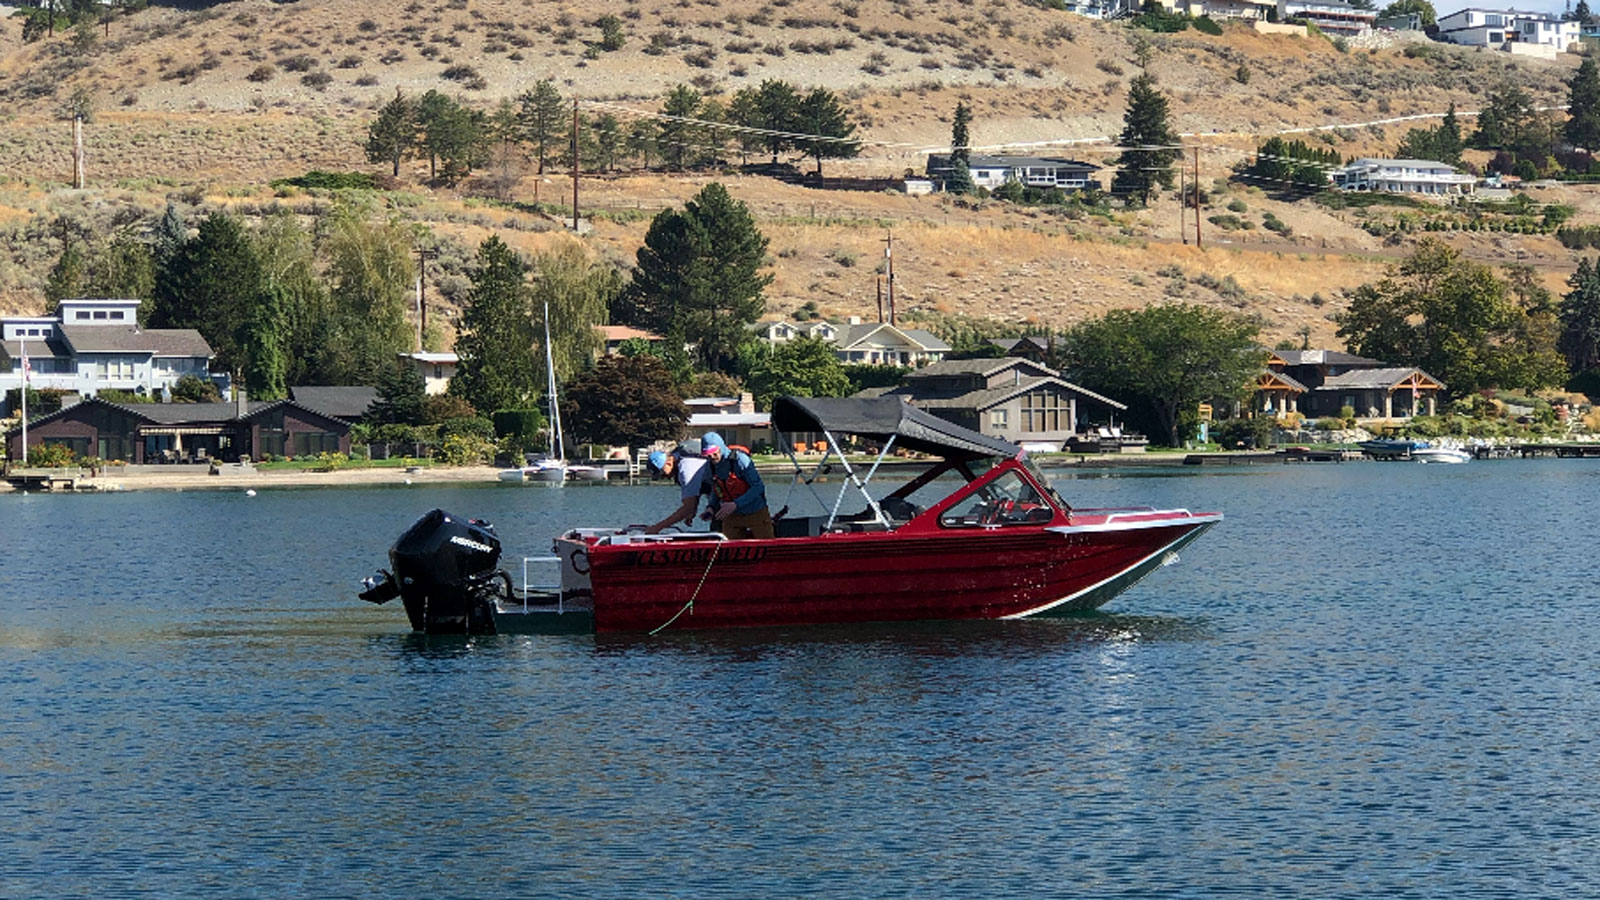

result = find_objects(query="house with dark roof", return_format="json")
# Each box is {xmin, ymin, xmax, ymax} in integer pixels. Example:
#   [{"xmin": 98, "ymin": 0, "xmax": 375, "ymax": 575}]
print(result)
[
  {"xmin": 5, "ymin": 394, "xmax": 358, "ymax": 464},
  {"xmin": 288, "ymin": 386, "xmax": 379, "ymax": 422},
  {"xmin": 1250, "ymin": 349, "xmax": 1445, "ymax": 419},
  {"xmin": 1, "ymin": 298, "xmax": 215, "ymax": 415},
  {"xmin": 860, "ymin": 357, "xmax": 1129, "ymax": 449},
  {"xmin": 925, "ymin": 155, "xmax": 1101, "ymax": 192}
]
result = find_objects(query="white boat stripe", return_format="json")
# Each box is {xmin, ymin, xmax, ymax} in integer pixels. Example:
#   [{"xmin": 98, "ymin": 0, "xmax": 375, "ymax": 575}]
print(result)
[{"xmin": 1002, "ymin": 523, "xmax": 1213, "ymax": 619}]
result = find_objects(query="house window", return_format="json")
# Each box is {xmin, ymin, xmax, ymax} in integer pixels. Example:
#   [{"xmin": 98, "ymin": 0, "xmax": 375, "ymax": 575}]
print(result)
[
  {"xmin": 989, "ymin": 409, "xmax": 1008, "ymax": 429},
  {"xmin": 1021, "ymin": 390, "xmax": 1065, "ymax": 432},
  {"xmin": 76, "ymin": 311, "xmax": 90, "ymax": 320},
  {"xmin": 292, "ymin": 432, "xmax": 340, "ymax": 456},
  {"xmin": 110, "ymin": 311, "xmax": 124, "ymax": 320},
  {"xmin": 93, "ymin": 311, "xmax": 107, "ymax": 320}
]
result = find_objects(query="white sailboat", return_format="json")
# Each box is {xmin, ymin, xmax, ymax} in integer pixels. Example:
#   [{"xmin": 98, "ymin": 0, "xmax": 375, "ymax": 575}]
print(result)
[{"xmin": 499, "ymin": 300, "xmax": 568, "ymax": 484}]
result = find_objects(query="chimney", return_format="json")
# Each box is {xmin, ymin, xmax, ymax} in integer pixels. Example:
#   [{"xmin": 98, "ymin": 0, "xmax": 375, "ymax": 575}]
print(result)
[
  {"xmin": 848, "ymin": 315, "xmax": 862, "ymax": 325},
  {"xmin": 738, "ymin": 391, "xmax": 754, "ymax": 414},
  {"xmin": 236, "ymin": 385, "xmax": 248, "ymax": 418}
]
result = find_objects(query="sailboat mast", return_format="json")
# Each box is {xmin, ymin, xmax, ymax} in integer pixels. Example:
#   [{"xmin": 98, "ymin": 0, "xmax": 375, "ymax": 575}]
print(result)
[{"xmin": 543, "ymin": 300, "xmax": 564, "ymax": 461}]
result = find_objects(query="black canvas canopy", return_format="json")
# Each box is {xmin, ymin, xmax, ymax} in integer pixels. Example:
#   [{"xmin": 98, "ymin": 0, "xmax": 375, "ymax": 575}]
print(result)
[{"xmin": 770, "ymin": 396, "xmax": 1019, "ymax": 462}]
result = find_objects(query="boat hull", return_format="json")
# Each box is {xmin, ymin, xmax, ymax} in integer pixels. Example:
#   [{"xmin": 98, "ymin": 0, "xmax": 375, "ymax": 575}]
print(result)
[{"xmin": 577, "ymin": 515, "xmax": 1217, "ymax": 633}]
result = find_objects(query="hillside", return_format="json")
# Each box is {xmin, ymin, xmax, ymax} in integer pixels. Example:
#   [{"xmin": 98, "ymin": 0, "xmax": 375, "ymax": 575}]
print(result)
[{"xmin": 0, "ymin": 0, "xmax": 1593, "ymax": 347}]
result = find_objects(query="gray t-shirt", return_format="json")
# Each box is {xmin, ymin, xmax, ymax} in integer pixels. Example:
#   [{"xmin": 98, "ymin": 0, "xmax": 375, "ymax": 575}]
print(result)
[{"xmin": 677, "ymin": 456, "xmax": 709, "ymax": 500}]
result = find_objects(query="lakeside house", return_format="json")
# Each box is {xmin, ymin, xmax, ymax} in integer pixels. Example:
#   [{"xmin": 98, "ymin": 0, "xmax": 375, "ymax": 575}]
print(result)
[
  {"xmin": 857, "ymin": 357, "xmax": 1135, "ymax": 450},
  {"xmin": 1329, "ymin": 159, "xmax": 1476, "ymax": 197},
  {"xmin": 1, "ymin": 298, "xmax": 217, "ymax": 416},
  {"xmin": 398, "ymin": 352, "xmax": 458, "ymax": 395},
  {"xmin": 599, "ymin": 324, "xmax": 666, "ymax": 356},
  {"xmin": 5, "ymin": 389, "xmax": 363, "ymax": 464},
  {"xmin": 1249, "ymin": 350, "xmax": 1445, "ymax": 419},
  {"xmin": 753, "ymin": 318, "xmax": 950, "ymax": 367},
  {"xmin": 685, "ymin": 392, "xmax": 772, "ymax": 449}
]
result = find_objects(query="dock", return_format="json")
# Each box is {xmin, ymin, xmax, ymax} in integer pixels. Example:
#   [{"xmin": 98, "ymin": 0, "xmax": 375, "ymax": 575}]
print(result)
[{"xmin": 1511, "ymin": 443, "xmax": 1600, "ymax": 458}]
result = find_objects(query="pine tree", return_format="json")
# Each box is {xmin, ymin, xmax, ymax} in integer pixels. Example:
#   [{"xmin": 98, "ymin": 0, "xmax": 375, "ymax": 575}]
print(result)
[
  {"xmin": 1560, "ymin": 257, "xmax": 1600, "ymax": 376},
  {"xmin": 153, "ymin": 202, "xmax": 186, "ymax": 268},
  {"xmin": 625, "ymin": 183, "xmax": 772, "ymax": 373},
  {"xmin": 658, "ymin": 84, "xmax": 704, "ymax": 171},
  {"xmin": 945, "ymin": 158, "xmax": 976, "ymax": 195},
  {"xmin": 516, "ymin": 80, "xmax": 566, "ymax": 174},
  {"xmin": 151, "ymin": 212, "xmax": 264, "ymax": 371},
  {"xmin": 1437, "ymin": 103, "xmax": 1464, "ymax": 166},
  {"xmin": 45, "ymin": 241, "xmax": 86, "ymax": 309},
  {"xmin": 1567, "ymin": 57, "xmax": 1600, "ymax": 153},
  {"xmin": 451, "ymin": 235, "xmax": 540, "ymax": 414},
  {"xmin": 365, "ymin": 90, "xmax": 415, "ymax": 178},
  {"xmin": 753, "ymin": 79, "xmax": 800, "ymax": 165},
  {"xmin": 368, "ymin": 363, "xmax": 427, "ymax": 425},
  {"xmin": 1113, "ymin": 73, "xmax": 1180, "ymax": 206},
  {"xmin": 593, "ymin": 112, "xmax": 623, "ymax": 172},
  {"xmin": 794, "ymin": 88, "xmax": 860, "ymax": 177},
  {"xmin": 951, "ymin": 101, "xmax": 972, "ymax": 169}
]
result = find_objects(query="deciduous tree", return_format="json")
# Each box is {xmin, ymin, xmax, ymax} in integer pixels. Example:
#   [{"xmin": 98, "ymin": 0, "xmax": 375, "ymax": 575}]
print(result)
[
  {"xmin": 530, "ymin": 243, "xmax": 619, "ymax": 382},
  {"xmin": 322, "ymin": 207, "xmax": 415, "ymax": 384},
  {"xmin": 564, "ymin": 354, "xmax": 687, "ymax": 448},
  {"xmin": 744, "ymin": 336, "xmax": 851, "ymax": 409},
  {"xmin": 1062, "ymin": 304, "xmax": 1265, "ymax": 446},
  {"xmin": 1337, "ymin": 239, "xmax": 1567, "ymax": 396}
]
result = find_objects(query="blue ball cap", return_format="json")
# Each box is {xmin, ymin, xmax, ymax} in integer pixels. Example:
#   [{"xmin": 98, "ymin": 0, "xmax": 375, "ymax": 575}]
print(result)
[
  {"xmin": 647, "ymin": 450, "xmax": 667, "ymax": 474},
  {"xmin": 701, "ymin": 432, "xmax": 726, "ymax": 453}
]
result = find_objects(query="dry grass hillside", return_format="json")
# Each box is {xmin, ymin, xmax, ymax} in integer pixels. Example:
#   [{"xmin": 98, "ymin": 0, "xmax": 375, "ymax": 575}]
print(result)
[{"xmin": 0, "ymin": 0, "xmax": 1595, "ymax": 348}]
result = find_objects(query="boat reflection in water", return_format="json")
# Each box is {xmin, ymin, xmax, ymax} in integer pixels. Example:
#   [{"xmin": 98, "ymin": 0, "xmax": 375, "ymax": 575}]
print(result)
[{"xmin": 361, "ymin": 397, "xmax": 1221, "ymax": 635}]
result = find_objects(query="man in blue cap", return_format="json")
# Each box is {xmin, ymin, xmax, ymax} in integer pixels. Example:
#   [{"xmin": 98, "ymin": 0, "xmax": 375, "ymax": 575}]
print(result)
[
  {"xmin": 643, "ymin": 438, "xmax": 711, "ymax": 534},
  {"xmin": 699, "ymin": 431, "xmax": 774, "ymax": 539}
]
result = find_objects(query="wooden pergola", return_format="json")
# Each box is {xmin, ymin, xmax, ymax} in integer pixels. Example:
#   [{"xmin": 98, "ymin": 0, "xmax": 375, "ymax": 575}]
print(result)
[{"xmin": 1252, "ymin": 370, "xmax": 1306, "ymax": 416}]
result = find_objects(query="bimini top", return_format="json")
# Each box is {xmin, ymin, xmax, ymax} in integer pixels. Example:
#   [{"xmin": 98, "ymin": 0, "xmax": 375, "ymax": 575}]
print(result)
[{"xmin": 770, "ymin": 396, "xmax": 1019, "ymax": 462}]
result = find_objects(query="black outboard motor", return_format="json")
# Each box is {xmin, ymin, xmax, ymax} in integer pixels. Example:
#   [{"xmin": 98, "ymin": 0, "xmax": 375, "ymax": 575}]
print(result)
[{"xmin": 360, "ymin": 508, "xmax": 508, "ymax": 634}]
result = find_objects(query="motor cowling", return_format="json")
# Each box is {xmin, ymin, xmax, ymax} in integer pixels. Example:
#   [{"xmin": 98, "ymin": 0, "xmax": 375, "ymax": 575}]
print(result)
[{"xmin": 381, "ymin": 508, "xmax": 506, "ymax": 634}]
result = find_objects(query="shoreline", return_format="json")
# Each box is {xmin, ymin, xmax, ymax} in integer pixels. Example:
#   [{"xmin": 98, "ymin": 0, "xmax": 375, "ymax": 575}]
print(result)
[{"xmin": 0, "ymin": 465, "xmax": 517, "ymax": 493}]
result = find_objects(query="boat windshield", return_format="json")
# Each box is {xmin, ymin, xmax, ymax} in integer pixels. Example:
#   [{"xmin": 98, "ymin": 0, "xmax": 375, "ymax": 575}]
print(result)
[{"xmin": 1021, "ymin": 456, "xmax": 1070, "ymax": 512}]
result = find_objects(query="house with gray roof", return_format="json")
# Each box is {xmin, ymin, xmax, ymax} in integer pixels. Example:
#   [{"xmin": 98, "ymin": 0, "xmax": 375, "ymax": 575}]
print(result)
[
  {"xmin": 926, "ymin": 154, "xmax": 1101, "ymax": 193},
  {"xmin": 754, "ymin": 317, "xmax": 949, "ymax": 367},
  {"xmin": 1252, "ymin": 349, "xmax": 1444, "ymax": 419},
  {"xmin": 860, "ymin": 357, "xmax": 1131, "ymax": 450},
  {"xmin": 1, "ymin": 298, "xmax": 215, "ymax": 415}
]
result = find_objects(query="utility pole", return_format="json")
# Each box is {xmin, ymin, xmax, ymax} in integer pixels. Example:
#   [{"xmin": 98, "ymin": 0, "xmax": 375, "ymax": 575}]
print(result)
[
  {"xmin": 1178, "ymin": 161, "xmax": 1187, "ymax": 245},
  {"xmin": 571, "ymin": 98, "xmax": 580, "ymax": 233},
  {"xmin": 883, "ymin": 231, "xmax": 896, "ymax": 325},
  {"xmin": 72, "ymin": 113, "xmax": 84, "ymax": 190},
  {"xmin": 414, "ymin": 246, "xmax": 437, "ymax": 350},
  {"xmin": 876, "ymin": 278, "xmax": 884, "ymax": 324},
  {"xmin": 1193, "ymin": 147, "xmax": 1203, "ymax": 251}
]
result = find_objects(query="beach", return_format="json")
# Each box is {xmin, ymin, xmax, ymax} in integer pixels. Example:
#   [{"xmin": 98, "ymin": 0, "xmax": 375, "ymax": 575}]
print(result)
[{"xmin": 0, "ymin": 464, "xmax": 513, "ymax": 492}]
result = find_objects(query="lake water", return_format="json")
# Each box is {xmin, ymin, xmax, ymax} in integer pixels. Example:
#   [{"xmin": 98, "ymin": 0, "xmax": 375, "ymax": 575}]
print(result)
[{"xmin": 4, "ymin": 460, "xmax": 1599, "ymax": 898}]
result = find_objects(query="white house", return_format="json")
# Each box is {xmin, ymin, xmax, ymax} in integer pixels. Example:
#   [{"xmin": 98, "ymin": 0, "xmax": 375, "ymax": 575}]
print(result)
[
  {"xmin": 754, "ymin": 317, "xmax": 949, "ymax": 367},
  {"xmin": 1278, "ymin": 0, "xmax": 1375, "ymax": 35},
  {"xmin": 1149, "ymin": 0, "xmax": 1276, "ymax": 19},
  {"xmin": 398, "ymin": 351, "xmax": 459, "ymax": 396},
  {"xmin": 1437, "ymin": 8, "xmax": 1580, "ymax": 52},
  {"xmin": 1330, "ymin": 159, "xmax": 1476, "ymax": 196},
  {"xmin": 1, "ymin": 299, "xmax": 215, "ymax": 414},
  {"xmin": 926, "ymin": 155, "xmax": 1101, "ymax": 192}
]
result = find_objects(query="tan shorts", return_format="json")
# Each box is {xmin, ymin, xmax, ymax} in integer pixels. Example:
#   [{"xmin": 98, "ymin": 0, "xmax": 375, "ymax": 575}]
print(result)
[{"xmin": 718, "ymin": 508, "xmax": 775, "ymax": 540}]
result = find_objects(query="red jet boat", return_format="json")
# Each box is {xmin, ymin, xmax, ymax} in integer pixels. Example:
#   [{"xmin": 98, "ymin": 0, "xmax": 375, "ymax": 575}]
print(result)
[{"xmin": 359, "ymin": 397, "xmax": 1220, "ymax": 635}]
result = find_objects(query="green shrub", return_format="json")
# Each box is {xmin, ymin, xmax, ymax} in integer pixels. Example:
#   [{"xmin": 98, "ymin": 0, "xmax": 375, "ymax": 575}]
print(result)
[
  {"xmin": 269, "ymin": 171, "xmax": 379, "ymax": 191},
  {"xmin": 26, "ymin": 443, "xmax": 76, "ymax": 467},
  {"xmin": 1213, "ymin": 417, "xmax": 1273, "ymax": 449},
  {"xmin": 492, "ymin": 409, "xmax": 546, "ymax": 438},
  {"xmin": 1193, "ymin": 15, "xmax": 1223, "ymax": 34},
  {"xmin": 438, "ymin": 416, "xmax": 495, "ymax": 441}
]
